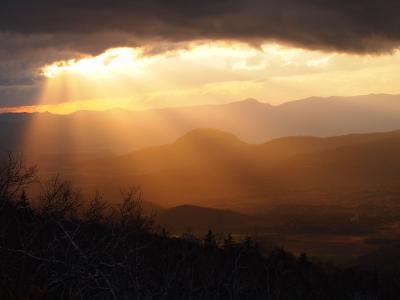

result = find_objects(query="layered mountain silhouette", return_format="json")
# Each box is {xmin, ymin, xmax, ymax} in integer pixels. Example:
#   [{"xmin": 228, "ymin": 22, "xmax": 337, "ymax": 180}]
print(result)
[
  {"xmin": 3, "ymin": 93, "xmax": 400, "ymax": 155},
  {"xmin": 44, "ymin": 128, "xmax": 400, "ymax": 212}
]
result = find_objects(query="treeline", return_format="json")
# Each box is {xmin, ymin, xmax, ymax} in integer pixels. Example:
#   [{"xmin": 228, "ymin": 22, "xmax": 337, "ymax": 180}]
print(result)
[{"xmin": 0, "ymin": 153, "xmax": 398, "ymax": 299}]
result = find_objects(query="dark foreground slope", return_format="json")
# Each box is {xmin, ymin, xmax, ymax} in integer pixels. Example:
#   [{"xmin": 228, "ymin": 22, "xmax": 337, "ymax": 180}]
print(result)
[{"xmin": 0, "ymin": 156, "xmax": 398, "ymax": 300}]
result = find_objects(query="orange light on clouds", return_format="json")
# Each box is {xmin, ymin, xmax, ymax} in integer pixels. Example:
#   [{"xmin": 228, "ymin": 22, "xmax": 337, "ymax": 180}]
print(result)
[
  {"xmin": 41, "ymin": 48, "xmax": 155, "ymax": 78},
  {"xmin": 37, "ymin": 47, "xmax": 165, "ymax": 114},
  {"xmin": 14, "ymin": 42, "xmax": 400, "ymax": 115}
]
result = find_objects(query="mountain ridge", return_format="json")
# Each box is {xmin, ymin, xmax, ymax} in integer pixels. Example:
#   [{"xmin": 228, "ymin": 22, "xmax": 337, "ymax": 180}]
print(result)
[
  {"xmin": 56, "ymin": 128, "xmax": 400, "ymax": 211},
  {"xmin": 3, "ymin": 93, "xmax": 400, "ymax": 155},
  {"xmin": 3, "ymin": 93, "xmax": 400, "ymax": 117}
]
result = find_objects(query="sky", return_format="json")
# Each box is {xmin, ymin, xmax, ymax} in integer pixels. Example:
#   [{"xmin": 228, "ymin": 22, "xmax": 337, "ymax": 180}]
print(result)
[{"xmin": 1, "ymin": 0, "xmax": 400, "ymax": 113}]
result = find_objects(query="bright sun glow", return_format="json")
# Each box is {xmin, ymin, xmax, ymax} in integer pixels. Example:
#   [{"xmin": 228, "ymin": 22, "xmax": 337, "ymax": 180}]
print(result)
[{"xmin": 41, "ymin": 48, "xmax": 150, "ymax": 78}]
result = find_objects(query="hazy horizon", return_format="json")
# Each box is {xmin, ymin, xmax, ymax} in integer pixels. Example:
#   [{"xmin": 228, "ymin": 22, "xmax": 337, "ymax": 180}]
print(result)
[{"xmin": 1, "ymin": 92, "xmax": 399, "ymax": 115}]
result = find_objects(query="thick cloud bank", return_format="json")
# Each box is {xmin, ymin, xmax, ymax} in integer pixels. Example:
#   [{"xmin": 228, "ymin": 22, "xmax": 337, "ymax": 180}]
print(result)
[
  {"xmin": 0, "ymin": 0, "xmax": 399, "ymax": 106},
  {"xmin": 1, "ymin": 0, "xmax": 400, "ymax": 54}
]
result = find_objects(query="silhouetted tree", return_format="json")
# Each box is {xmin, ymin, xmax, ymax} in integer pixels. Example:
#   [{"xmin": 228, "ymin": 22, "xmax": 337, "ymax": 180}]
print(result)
[
  {"xmin": 0, "ymin": 152, "xmax": 36, "ymax": 203},
  {"xmin": 204, "ymin": 229, "xmax": 217, "ymax": 249}
]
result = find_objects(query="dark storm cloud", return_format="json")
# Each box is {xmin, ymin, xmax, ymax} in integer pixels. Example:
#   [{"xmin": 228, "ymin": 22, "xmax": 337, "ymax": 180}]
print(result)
[
  {"xmin": 0, "ymin": 85, "xmax": 41, "ymax": 107},
  {"xmin": 1, "ymin": 0, "xmax": 400, "ymax": 54},
  {"xmin": 0, "ymin": 0, "xmax": 399, "ymax": 107}
]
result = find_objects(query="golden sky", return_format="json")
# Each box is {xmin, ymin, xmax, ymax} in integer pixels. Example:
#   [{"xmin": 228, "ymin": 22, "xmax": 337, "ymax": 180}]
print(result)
[{"xmin": 13, "ymin": 41, "xmax": 400, "ymax": 114}]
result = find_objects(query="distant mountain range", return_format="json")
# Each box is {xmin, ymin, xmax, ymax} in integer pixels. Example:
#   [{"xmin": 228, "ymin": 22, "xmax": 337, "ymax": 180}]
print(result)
[{"xmin": 2, "ymin": 93, "xmax": 400, "ymax": 155}]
